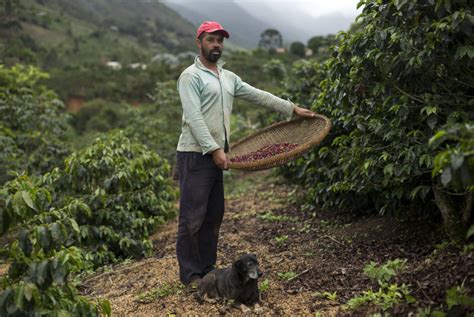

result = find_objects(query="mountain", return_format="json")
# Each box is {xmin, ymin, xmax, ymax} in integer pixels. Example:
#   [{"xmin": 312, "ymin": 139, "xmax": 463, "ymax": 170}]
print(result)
[
  {"xmin": 239, "ymin": 2, "xmax": 356, "ymax": 42},
  {"xmin": 0, "ymin": 0, "xmax": 196, "ymax": 68},
  {"xmin": 162, "ymin": 0, "xmax": 357, "ymax": 47},
  {"xmin": 162, "ymin": 0, "xmax": 268, "ymax": 48}
]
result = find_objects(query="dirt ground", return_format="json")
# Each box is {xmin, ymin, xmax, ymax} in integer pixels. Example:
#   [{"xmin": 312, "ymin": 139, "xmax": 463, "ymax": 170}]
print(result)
[{"xmin": 81, "ymin": 171, "xmax": 474, "ymax": 316}]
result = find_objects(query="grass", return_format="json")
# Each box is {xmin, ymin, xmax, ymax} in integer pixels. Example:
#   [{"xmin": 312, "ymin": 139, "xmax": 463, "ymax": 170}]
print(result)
[
  {"xmin": 277, "ymin": 271, "xmax": 298, "ymax": 282},
  {"xmin": 257, "ymin": 211, "xmax": 297, "ymax": 222},
  {"xmin": 274, "ymin": 235, "xmax": 289, "ymax": 246},
  {"xmin": 259, "ymin": 278, "xmax": 270, "ymax": 292},
  {"xmin": 344, "ymin": 258, "xmax": 416, "ymax": 312},
  {"xmin": 345, "ymin": 283, "xmax": 416, "ymax": 311},
  {"xmin": 313, "ymin": 291, "xmax": 338, "ymax": 302},
  {"xmin": 136, "ymin": 282, "xmax": 184, "ymax": 303}
]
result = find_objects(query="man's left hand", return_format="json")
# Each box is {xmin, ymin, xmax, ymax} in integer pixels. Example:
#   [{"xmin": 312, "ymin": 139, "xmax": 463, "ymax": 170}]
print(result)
[{"xmin": 293, "ymin": 106, "xmax": 316, "ymax": 118}]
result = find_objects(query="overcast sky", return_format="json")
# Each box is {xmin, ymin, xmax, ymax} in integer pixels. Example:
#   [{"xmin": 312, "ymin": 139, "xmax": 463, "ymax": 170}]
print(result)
[
  {"xmin": 235, "ymin": 0, "xmax": 361, "ymax": 17},
  {"xmin": 162, "ymin": 0, "xmax": 361, "ymax": 18}
]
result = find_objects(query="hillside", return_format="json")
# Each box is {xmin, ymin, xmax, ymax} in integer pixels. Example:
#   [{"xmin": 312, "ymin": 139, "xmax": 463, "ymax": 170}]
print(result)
[{"xmin": 0, "ymin": 0, "xmax": 196, "ymax": 68}]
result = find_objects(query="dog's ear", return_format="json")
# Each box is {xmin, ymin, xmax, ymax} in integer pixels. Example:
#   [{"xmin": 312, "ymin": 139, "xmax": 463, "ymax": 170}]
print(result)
[{"xmin": 233, "ymin": 259, "xmax": 246, "ymax": 271}]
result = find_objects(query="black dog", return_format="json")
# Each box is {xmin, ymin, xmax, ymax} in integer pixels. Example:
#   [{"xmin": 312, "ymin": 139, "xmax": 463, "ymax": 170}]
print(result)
[{"xmin": 195, "ymin": 253, "xmax": 262, "ymax": 306}]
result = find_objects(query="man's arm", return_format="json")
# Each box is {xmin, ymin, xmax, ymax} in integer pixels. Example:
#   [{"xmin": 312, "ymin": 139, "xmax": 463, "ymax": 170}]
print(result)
[{"xmin": 233, "ymin": 75, "xmax": 315, "ymax": 119}]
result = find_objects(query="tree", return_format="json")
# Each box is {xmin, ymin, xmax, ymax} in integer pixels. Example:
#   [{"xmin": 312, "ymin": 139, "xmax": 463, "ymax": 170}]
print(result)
[
  {"xmin": 290, "ymin": 41, "xmax": 305, "ymax": 57},
  {"xmin": 307, "ymin": 35, "xmax": 337, "ymax": 59},
  {"xmin": 307, "ymin": 36, "xmax": 325, "ymax": 54},
  {"xmin": 258, "ymin": 29, "xmax": 283, "ymax": 51}
]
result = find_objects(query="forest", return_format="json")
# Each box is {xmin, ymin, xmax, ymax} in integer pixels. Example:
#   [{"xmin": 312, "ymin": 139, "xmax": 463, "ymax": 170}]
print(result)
[{"xmin": 0, "ymin": 0, "xmax": 473, "ymax": 315}]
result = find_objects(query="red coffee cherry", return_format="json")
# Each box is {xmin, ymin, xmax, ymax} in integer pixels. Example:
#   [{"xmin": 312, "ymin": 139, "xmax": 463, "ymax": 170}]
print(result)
[{"xmin": 230, "ymin": 143, "xmax": 299, "ymax": 163}]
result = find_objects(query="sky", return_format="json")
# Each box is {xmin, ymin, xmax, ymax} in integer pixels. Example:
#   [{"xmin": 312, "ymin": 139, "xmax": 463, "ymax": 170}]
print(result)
[
  {"xmin": 235, "ymin": 0, "xmax": 361, "ymax": 17},
  {"xmin": 162, "ymin": 0, "xmax": 361, "ymax": 18}
]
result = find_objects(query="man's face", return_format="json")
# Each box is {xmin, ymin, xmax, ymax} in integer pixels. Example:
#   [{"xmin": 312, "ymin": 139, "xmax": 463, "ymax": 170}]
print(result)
[{"xmin": 197, "ymin": 32, "xmax": 224, "ymax": 63}]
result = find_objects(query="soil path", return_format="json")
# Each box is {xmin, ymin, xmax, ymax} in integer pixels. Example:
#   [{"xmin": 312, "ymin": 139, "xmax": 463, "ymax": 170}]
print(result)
[{"xmin": 82, "ymin": 171, "xmax": 473, "ymax": 316}]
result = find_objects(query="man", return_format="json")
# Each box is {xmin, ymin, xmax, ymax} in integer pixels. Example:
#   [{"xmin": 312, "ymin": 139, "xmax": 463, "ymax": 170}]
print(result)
[{"xmin": 176, "ymin": 21, "xmax": 315, "ymax": 287}]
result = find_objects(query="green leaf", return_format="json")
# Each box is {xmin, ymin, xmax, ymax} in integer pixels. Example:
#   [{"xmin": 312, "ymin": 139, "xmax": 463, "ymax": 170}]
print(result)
[
  {"xmin": 444, "ymin": 0, "xmax": 452, "ymax": 12},
  {"xmin": 429, "ymin": 130, "xmax": 447, "ymax": 147},
  {"xmin": 0, "ymin": 289, "xmax": 12, "ymax": 309},
  {"xmin": 52, "ymin": 264, "xmax": 67, "ymax": 285},
  {"xmin": 383, "ymin": 164, "xmax": 394, "ymax": 176},
  {"xmin": 421, "ymin": 106, "xmax": 438, "ymax": 116},
  {"xmin": 18, "ymin": 230, "xmax": 32, "ymax": 256},
  {"xmin": 455, "ymin": 46, "xmax": 474, "ymax": 59},
  {"xmin": 50, "ymin": 222, "xmax": 62, "ymax": 244},
  {"xmin": 441, "ymin": 168, "xmax": 452, "ymax": 187},
  {"xmin": 69, "ymin": 219, "xmax": 80, "ymax": 234},
  {"xmin": 57, "ymin": 310, "xmax": 72, "ymax": 317},
  {"xmin": 39, "ymin": 226, "xmax": 51, "ymax": 252},
  {"xmin": 467, "ymin": 225, "xmax": 474, "ymax": 239},
  {"xmin": 451, "ymin": 154, "xmax": 464, "ymax": 171},
  {"xmin": 12, "ymin": 191, "xmax": 25, "ymax": 214},
  {"xmin": 100, "ymin": 299, "xmax": 112, "ymax": 316},
  {"xmin": 23, "ymin": 283, "xmax": 36, "ymax": 302},
  {"xmin": 36, "ymin": 260, "xmax": 49, "ymax": 286},
  {"xmin": 427, "ymin": 115, "xmax": 438, "ymax": 130},
  {"xmin": 14, "ymin": 284, "xmax": 25, "ymax": 311},
  {"xmin": 21, "ymin": 191, "xmax": 37, "ymax": 211}
]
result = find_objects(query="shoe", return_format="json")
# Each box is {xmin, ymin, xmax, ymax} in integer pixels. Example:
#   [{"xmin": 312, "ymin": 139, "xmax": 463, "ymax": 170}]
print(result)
[
  {"xmin": 186, "ymin": 276, "xmax": 201, "ymax": 293},
  {"xmin": 201, "ymin": 265, "xmax": 215, "ymax": 277}
]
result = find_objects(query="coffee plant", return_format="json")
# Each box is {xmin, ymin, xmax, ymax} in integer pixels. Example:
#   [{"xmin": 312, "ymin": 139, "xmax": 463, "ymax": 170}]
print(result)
[
  {"xmin": 123, "ymin": 81, "xmax": 182, "ymax": 163},
  {"xmin": 0, "ymin": 65, "xmax": 70, "ymax": 186},
  {"xmin": 53, "ymin": 130, "xmax": 177, "ymax": 265},
  {"xmin": 282, "ymin": 59, "xmax": 327, "ymax": 108},
  {"xmin": 0, "ymin": 131, "xmax": 177, "ymax": 315},
  {"xmin": 0, "ymin": 175, "xmax": 110, "ymax": 316},
  {"xmin": 279, "ymin": 0, "xmax": 473, "ymax": 237}
]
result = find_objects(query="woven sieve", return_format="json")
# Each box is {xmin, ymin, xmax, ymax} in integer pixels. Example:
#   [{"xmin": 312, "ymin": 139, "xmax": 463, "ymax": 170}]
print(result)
[{"xmin": 228, "ymin": 114, "xmax": 331, "ymax": 171}]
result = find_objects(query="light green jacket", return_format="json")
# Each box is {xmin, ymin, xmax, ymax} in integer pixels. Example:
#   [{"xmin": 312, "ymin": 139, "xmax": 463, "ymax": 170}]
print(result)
[{"xmin": 176, "ymin": 56, "xmax": 295, "ymax": 154}]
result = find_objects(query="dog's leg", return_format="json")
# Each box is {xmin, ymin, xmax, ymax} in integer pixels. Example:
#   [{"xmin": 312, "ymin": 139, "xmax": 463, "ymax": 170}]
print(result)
[
  {"xmin": 193, "ymin": 291, "xmax": 204, "ymax": 304},
  {"xmin": 253, "ymin": 303, "xmax": 263, "ymax": 315},
  {"xmin": 203, "ymin": 293, "xmax": 217, "ymax": 304},
  {"xmin": 194, "ymin": 273, "xmax": 218, "ymax": 304},
  {"xmin": 238, "ymin": 304, "xmax": 252, "ymax": 314}
]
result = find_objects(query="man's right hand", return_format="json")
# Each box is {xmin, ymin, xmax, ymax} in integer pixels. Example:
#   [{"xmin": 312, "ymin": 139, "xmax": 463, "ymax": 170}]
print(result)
[{"xmin": 211, "ymin": 148, "xmax": 229, "ymax": 170}]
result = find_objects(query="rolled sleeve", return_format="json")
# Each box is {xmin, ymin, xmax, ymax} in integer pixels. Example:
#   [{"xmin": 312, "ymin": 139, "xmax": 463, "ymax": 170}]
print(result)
[{"xmin": 178, "ymin": 74, "xmax": 220, "ymax": 154}]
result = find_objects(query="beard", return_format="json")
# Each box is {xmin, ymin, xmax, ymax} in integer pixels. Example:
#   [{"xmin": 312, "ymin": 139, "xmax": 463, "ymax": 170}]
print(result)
[{"xmin": 201, "ymin": 46, "xmax": 222, "ymax": 63}]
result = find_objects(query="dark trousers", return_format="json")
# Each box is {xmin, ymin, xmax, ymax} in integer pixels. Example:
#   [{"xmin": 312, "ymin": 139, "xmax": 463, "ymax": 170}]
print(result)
[{"xmin": 176, "ymin": 151, "xmax": 224, "ymax": 284}]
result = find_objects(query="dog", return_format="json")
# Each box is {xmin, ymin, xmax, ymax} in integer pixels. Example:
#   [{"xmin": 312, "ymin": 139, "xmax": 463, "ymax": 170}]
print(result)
[{"xmin": 194, "ymin": 253, "xmax": 262, "ymax": 307}]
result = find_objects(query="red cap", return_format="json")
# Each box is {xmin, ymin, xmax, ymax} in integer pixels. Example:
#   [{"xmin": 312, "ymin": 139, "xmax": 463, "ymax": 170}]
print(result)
[{"xmin": 196, "ymin": 21, "xmax": 230, "ymax": 39}]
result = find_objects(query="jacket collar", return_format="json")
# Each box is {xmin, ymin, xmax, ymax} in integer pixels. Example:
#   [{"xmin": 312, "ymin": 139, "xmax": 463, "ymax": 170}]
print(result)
[{"xmin": 195, "ymin": 55, "xmax": 225, "ymax": 73}]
